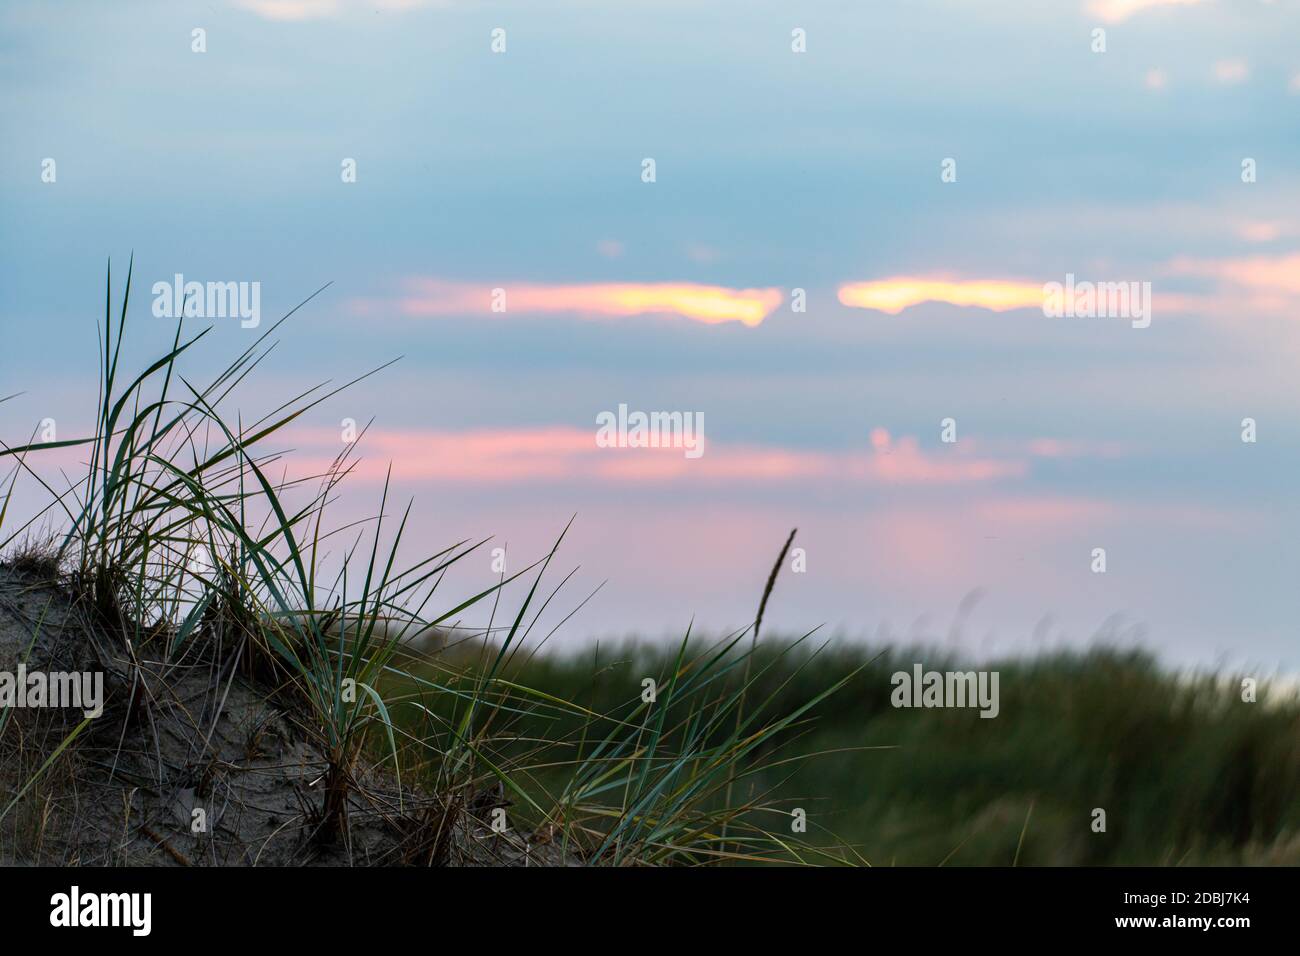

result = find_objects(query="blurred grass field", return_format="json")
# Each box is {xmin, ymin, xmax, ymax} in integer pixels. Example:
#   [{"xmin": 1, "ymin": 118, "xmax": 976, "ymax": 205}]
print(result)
[{"xmin": 394, "ymin": 640, "xmax": 1300, "ymax": 865}]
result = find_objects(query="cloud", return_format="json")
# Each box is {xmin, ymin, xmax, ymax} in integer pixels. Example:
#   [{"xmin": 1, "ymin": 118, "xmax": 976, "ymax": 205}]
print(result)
[
  {"xmin": 233, "ymin": 0, "xmax": 430, "ymax": 21},
  {"xmin": 1234, "ymin": 221, "xmax": 1288, "ymax": 243},
  {"xmin": 280, "ymin": 425, "xmax": 1030, "ymax": 487},
  {"xmin": 1166, "ymin": 251, "xmax": 1300, "ymax": 299},
  {"xmin": 1140, "ymin": 251, "xmax": 1300, "ymax": 320},
  {"xmin": 1087, "ymin": 0, "xmax": 1209, "ymax": 24},
  {"xmin": 839, "ymin": 260, "xmax": 1300, "ymax": 322},
  {"xmin": 683, "ymin": 243, "xmax": 721, "ymax": 265},
  {"xmin": 837, "ymin": 277, "xmax": 1044, "ymax": 315},
  {"xmin": 356, "ymin": 278, "xmax": 784, "ymax": 327},
  {"xmin": 1023, "ymin": 438, "xmax": 1129, "ymax": 460},
  {"xmin": 972, "ymin": 496, "xmax": 1118, "ymax": 527},
  {"xmin": 1212, "ymin": 59, "xmax": 1249, "ymax": 85}
]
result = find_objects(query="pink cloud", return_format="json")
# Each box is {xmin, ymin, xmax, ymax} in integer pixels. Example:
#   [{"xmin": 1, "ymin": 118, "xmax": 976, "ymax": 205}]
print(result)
[
  {"xmin": 1235, "ymin": 221, "xmax": 1287, "ymax": 243},
  {"xmin": 279, "ymin": 425, "xmax": 1031, "ymax": 487},
  {"xmin": 1189, "ymin": 253, "xmax": 1300, "ymax": 296},
  {"xmin": 1144, "ymin": 69, "xmax": 1168, "ymax": 91},
  {"xmin": 233, "ymin": 0, "xmax": 430, "ymax": 20},
  {"xmin": 1212, "ymin": 59, "xmax": 1249, "ymax": 85},
  {"xmin": 1163, "ymin": 252, "xmax": 1300, "ymax": 314},
  {"xmin": 1024, "ymin": 438, "xmax": 1128, "ymax": 459},
  {"xmin": 1087, "ymin": 0, "xmax": 1209, "ymax": 24},
  {"xmin": 973, "ymin": 497, "xmax": 1118, "ymax": 526}
]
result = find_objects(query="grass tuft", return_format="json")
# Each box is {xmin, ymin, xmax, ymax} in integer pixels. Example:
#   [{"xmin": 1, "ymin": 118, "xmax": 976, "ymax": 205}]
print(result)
[{"xmin": 0, "ymin": 262, "xmax": 849, "ymax": 866}]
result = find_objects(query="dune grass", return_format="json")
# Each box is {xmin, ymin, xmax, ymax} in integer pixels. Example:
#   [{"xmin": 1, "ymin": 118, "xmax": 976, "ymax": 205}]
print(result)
[
  {"xmin": 0, "ymin": 261, "xmax": 851, "ymax": 864},
  {"xmin": 464, "ymin": 640, "xmax": 1299, "ymax": 865}
]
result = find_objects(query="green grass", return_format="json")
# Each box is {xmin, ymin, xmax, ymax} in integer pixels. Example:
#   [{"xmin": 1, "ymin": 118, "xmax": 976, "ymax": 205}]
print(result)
[
  {"xmin": 426, "ymin": 640, "xmax": 1300, "ymax": 865},
  {"xmin": 380, "ymin": 627, "xmax": 867, "ymax": 864}
]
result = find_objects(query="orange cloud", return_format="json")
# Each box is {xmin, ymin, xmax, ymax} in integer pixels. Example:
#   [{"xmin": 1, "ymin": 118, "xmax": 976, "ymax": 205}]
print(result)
[
  {"xmin": 361, "ymin": 279, "xmax": 783, "ymax": 327},
  {"xmin": 837, "ymin": 277, "xmax": 1044, "ymax": 315},
  {"xmin": 843, "ymin": 253, "xmax": 1300, "ymax": 322}
]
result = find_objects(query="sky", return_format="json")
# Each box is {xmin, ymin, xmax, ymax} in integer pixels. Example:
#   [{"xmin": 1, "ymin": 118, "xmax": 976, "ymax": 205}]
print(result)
[{"xmin": 2, "ymin": 0, "xmax": 1299, "ymax": 669}]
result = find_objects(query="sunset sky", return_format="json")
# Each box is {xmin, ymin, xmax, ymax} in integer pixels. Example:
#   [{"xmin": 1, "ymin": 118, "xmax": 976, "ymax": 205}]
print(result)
[{"xmin": 2, "ymin": 0, "xmax": 1298, "ymax": 668}]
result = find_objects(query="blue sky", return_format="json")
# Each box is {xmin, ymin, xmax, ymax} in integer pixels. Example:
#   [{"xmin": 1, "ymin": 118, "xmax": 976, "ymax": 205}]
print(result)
[{"xmin": 2, "ymin": 0, "xmax": 1299, "ymax": 668}]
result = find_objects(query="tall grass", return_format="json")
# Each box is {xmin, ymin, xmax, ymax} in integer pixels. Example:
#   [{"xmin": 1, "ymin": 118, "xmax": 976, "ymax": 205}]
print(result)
[
  {"xmin": 0, "ymin": 262, "xmax": 850, "ymax": 863},
  {"xmin": 474, "ymin": 640, "xmax": 1300, "ymax": 865}
]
